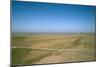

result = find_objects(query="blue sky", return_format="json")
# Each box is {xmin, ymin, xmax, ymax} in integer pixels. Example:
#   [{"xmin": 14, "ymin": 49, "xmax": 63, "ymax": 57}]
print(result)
[{"xmin": 12, "ymin": 1, "xmax": 96, "ymax": 33}]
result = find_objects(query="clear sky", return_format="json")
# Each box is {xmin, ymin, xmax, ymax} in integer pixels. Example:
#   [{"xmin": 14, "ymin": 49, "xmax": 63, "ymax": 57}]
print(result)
[{"xmin": 12, "ymin": 1, "xmax": 96, "ymax": 33}]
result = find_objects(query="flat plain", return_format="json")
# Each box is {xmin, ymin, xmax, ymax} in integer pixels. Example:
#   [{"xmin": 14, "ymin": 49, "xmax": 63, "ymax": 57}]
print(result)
[{"xmin": 12, "ymin": 33, "xmax": 96, "ymax": 65}]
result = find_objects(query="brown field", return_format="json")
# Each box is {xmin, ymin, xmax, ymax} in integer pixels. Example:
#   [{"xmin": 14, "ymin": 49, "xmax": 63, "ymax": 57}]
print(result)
[{"xmin": 12, "ymin": 33, "xmax": 96, "ymax": 65}]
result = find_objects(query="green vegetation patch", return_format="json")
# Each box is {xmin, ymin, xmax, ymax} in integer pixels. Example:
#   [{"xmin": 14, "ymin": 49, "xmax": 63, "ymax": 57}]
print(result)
[
  {"xmin": 12, "ymin": 48, "xmax": 31, "ymax": 65},
  {"xmin": 12, "ymin": 36, "xmax": 27, "ymax": 42},
  {"xmin": 12, "ymin": 48, "xmax": 52, "ymax": 65}
]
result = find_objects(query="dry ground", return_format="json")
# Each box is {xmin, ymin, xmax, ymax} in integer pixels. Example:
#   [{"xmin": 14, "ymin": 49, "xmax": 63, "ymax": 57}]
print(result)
[{"xmin": 12, "ymin": 33, "xmax": 96, "ymax": 65}]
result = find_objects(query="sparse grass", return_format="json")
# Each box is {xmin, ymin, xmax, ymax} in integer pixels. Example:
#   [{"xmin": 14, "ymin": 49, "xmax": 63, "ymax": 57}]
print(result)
[{"xmin": 81, "ymin": 35, "xmax": 96, "ymax": 49}]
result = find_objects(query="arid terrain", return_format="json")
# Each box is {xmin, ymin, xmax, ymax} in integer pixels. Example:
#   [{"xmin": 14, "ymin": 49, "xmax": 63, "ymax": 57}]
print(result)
[{"xmin": 12, "ymin": 33, "xmax": 96, "ymax": 65}]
